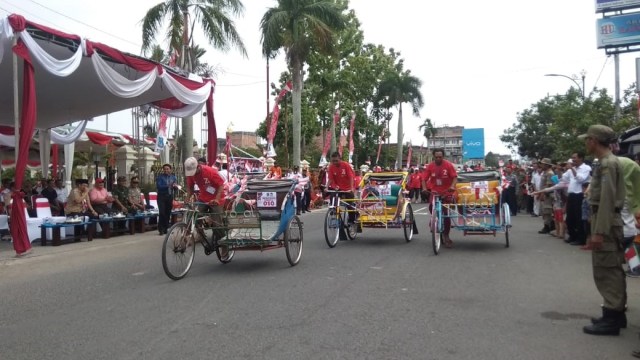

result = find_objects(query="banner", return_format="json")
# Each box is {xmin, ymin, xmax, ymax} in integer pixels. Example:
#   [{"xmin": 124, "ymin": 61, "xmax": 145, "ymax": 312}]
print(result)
[
  {"xmin": 155, "ymin": 112, "xmax": 168, "ymax": 153},
  {"xmin": 319, "ymin": 110, "xmax": 340, "ymax": 166},
  {"xmin": 266, "ymin": 81, "xmax": 292, "ymax": 157},
  {"xmin": 596, "ymin": 0, "xmax": 640, "ymax": 12},
  {"xmin": 462, "ymin": 128, "xmax": 485, "ymax": 160},
  {"xmin": 597, "ymin": 13, "xmax": 640, "ymax": 48},
  {"xmin": 348, "ymin": 112, "xmax": 355, "ymax": 164}
]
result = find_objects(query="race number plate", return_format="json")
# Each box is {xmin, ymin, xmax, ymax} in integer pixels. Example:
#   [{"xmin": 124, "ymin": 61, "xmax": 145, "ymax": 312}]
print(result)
[
  {"xmin": 257, "ymin": 192, "xmax": 277, "ymax": 207},
  {"xmin": 378, "ymin": 185, "xmax": 391, "ymax": 196}
]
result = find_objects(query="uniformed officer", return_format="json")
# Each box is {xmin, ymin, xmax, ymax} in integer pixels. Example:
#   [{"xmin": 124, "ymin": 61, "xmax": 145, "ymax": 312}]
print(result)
[
  {"xmin": 537, "ymin": 158, "xmax": 555, "ymax": 234},
  {"xmin": 579, "ymin": 125, "xmax": 627, "ymax": 336}
]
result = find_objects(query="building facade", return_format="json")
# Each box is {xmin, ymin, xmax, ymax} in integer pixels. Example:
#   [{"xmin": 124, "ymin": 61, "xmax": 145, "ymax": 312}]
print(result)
[{"xmin": 428, "ymin": 125, "xmax": 464, "ymax": 164}]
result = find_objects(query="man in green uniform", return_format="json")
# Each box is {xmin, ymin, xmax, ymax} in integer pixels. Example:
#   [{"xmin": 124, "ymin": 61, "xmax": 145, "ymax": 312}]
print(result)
[
  {"xmin": 112, "ymin": 176, "xmax": 135, "ymax": 214},
  {"xmin": 537, "ymin": 158, "xmax": 555, "ymax": 234},
  {"xmin": 579, "ymin": 125, "xmax": 626, "ymax": 336}
]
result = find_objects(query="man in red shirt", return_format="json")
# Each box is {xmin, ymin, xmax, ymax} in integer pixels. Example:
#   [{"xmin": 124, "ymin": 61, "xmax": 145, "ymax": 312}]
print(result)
[
  {"xmin": 327, "ymin": 152, "xmax": 356, "ymax": 223},
  {"xmin": 184, "ymin": 157, "xmax": 227, "ymax": 250},
  {"xmin": 422, "ymin": 149, "xmax": 458, "ymax": 248}
]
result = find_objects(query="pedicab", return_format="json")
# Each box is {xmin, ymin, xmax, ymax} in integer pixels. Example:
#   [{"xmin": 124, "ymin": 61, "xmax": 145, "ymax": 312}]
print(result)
[
  {"xmin": 324, "ymin": 171, "xmax": 418, "ymax": 247},
  {"xmin": 429, "ymin": 170, "xmax": 512, "ymax": 255},
  {"xmin": 162, "ymin": 179, "xmax": 303, "ymax": 280}
]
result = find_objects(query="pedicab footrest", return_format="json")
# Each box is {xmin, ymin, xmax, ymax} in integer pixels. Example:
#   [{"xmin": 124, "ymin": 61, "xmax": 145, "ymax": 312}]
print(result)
[{"xmin": 226, "ymin": 215, "xmax": 261, "ymax": 229}]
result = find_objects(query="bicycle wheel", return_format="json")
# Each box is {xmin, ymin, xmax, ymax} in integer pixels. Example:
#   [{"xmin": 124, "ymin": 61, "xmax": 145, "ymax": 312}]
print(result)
[
  {"xmin": 403, "ymin": 203, "xmax": 414, "ymax": 242},
  {"xmin": 431, "ymin": 207, "xmax": 441, "ymax": 255},
  {"xmin": 324, "ymin": 208, "xmax": 340, "ymax": 248},
  {"xmin": 284, "ymin": 215, "xmax": 303, "ymax": 266},
  {"xmin": 501, "ymin": 203, "xmax": 511, "ymax": 248},
  {"xmin": 162, "ymin": 223, "xmax": 195, "ymax": 280},
  {"xmin": 343, "ymin": 206, "xmax": 357, "ymax": 240}
]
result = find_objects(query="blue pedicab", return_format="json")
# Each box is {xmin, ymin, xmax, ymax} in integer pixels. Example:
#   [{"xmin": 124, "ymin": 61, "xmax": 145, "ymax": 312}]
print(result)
[{"xmin": 429, "ymin": 170, "xmax": 512, "ymax": 255}]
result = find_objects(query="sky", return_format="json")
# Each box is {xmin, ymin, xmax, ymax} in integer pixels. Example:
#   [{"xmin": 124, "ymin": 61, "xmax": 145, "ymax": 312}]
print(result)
[{"xmin": 1, "ymin": 0, "xmax": 638, "ymax": 159}]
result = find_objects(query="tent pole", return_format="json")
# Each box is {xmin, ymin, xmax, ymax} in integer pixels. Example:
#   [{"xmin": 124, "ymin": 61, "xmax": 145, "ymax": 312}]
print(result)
[{"xmin": 12, "ymin": 36, "xmax": 20, "ymax": 171}]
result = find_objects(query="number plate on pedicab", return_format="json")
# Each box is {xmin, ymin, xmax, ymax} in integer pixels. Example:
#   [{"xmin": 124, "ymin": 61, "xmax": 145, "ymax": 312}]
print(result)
[{"xmin": 257, "ymin": 192, "xmax": 277, "ymax": 207}]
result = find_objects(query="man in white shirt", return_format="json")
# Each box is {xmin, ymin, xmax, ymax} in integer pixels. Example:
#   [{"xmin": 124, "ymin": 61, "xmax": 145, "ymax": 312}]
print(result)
[
  {"xmin": 54, "ymin": 178, "xmax": 69, "ymax": 204},
  {"xmin": 566, "ymin": 152, "xmax": 592, "ymax": 245},
  {"xmin": 531, "ymin": 163, "xmax": 543, "ymax": 216}
]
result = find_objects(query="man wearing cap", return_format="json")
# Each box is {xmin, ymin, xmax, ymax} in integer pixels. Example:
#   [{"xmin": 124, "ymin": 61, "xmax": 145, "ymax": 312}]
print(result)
[
  {"xmin": 184, "ymin": 157, "xmax": 227, "ymax": 249},
  {"xmin": 156, "ymin": 164, "xmax": 178, "ymax": 235},
  {"xmin": 579, "ymin": 125, "xmax": 627, "ymax": 336},
  {"xmin": 565, "ymin": 152, "xmax": 591, "ymax": 245},
  {"xmin": 537, "ymin": 158, "xmax": 555, "ymax": 234},
  {"xmin": 65, "ymin": 179, "xmax": 98, "ymax": 218}
]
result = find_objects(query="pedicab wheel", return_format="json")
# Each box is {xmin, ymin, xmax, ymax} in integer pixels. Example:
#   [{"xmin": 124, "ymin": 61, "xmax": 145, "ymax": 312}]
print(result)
[
  {"xmin": 431, "ymin": 212, "xmax": 441, "ymax": 255},
  {"xmin": 162, "ymin": 223, "xmax": 195, "ymax": 280},
  {"xmin": 324, "ymin": 208, "xmax": 340, "ymax": 248},
  {"xmin": 501, "ymin": 202, "xmax": 511, "ymax": 248},
  {"xmin": 403, "ymin": 203, "xmax": 414, "ymax": 242},
  {"xmin": 215, "ymin": 243, "xmax": 235, "ymax": 264},
  {"xmin": 284, "ymin": 215, "xmax": 303, "ymax": 266}
]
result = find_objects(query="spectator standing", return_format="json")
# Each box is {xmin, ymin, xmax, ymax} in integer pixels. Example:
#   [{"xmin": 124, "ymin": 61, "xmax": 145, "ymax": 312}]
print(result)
[
  {"xmin": 532, "ymin": 163, "xmax": 543, "ymax": 217},
  {"xmin": 156, "ymin": 164, "xmax": 178, "ymax": 235},
  {"xmin": 301, "ymin": 168, "xmax": 311, "ymax": 212},
  {"xmin": 503, "ymin": 167, "xmax": 518, "ymax": 216},
  {"xmin": 579, "ymin": 125, "xmax": 626, "ymax": 336},
  {"xmin": 537, "ymin": 159, "xmax": 555, "ymax": 234},
  {"xmin": 566, "ymin": 152, "xmax": 592, "ymax": 246}
]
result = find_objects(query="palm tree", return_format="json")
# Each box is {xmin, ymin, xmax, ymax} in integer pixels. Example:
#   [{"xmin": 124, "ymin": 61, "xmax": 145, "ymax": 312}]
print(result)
[
  {"xmin": 260, "ymin": 0, "xmax": 347, "ymax": 166},
  {"xmin": 378, "ymin": 69, "xmax": 424, "ymax": 169},
  {"xmin": 419, "ymin": 117, "xmax": 436, "ymax": 162},
  {"xmin": 141, "ymin": 0, "xmax": 247, "ymax": 163}
]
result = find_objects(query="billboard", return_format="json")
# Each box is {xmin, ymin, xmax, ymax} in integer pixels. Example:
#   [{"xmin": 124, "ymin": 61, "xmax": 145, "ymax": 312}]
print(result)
[
  {"xmin": 596, "ymin": 13, "xmax": 640, "ymax": 48},
  {"xmin": 462, "ymin": 128, "xmax": 485, "ymax": 160},
  {"xmin": 596, "ymin": 0, "xmax": 640, "ymax": 13}
]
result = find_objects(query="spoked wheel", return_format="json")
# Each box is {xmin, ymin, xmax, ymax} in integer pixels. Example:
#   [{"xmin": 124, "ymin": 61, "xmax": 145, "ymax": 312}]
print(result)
[
  {"xmin": 284, "ymin": 215, "xmax": 303, "ymax": 266},
  {"xmin": 324, "ymin": 208, "xmax": 340, "ymax": 248},
  {"xmin": 501, "ymin": 203, "xmax": 511, "ymax": 248},
  {"xmin": 430, "ymin": 212, "xmax": 441, "ymax": 255},
  {"xmin": 162, "ymin": 223, "xmax": 195, "ymax": 280},
  {"xmin": 215, "ymin": 242, "xmax": 235, "ymax": 264},
  {"xmin": 343, "ymin": 207, "xmax": 357, "ymax": 240},
  {"xmin": 403, "ymin": 203, "xmax": 414, "ymax": 242}
]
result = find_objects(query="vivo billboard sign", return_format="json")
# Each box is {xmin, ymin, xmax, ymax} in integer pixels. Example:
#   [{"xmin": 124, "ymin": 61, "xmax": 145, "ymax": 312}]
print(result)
[
  {"xmin": 462, "ymin": 128, "xmax": 485, "ymax": 160},
  {"xmin": 596, "ymin": 0, "xmax": 640, "ymax": 13}
]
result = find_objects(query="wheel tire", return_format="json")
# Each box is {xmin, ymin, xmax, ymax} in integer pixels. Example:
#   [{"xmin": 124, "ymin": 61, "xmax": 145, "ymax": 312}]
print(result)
[
  {"xmin": 431, "ymin": 212, "xmax": 441, "ymax": 255},
  {"xmin": 403, "ymin": 203, "xmax": 414, "ymax": 242},
  {"xmin": 161, "ymin": 223, "xmax": 195, "ymax": 280},
  {"xmin": 344, "ymin": 207, "xmax": 357, "ymax": 240},
  {"xmin": 505, "ymin": 226, "xmax": 510, "ymax": 248},
  {"xmin": 215, "ymin": 243, "xmax": 235, "ymax": 264},
  {"xmin": 324, "ymin": 208, "xmax": 340, "ymax": 248},
  {"xmin": 284, "ymin": 215, "xmax": 303, "ymax": 266}
]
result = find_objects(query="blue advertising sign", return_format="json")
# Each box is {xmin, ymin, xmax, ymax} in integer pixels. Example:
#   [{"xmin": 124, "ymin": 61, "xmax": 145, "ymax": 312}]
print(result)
[
  {"xmin": 596, "ymin": 13, "xmax": 640, "ymax": 48},
  {"xmin": 462, "ymin": 128, "xmax": 485, "ymax": 160},
  {"xmin": 595, "ymin": 0, "xmax": 640, "ymax": 13}
]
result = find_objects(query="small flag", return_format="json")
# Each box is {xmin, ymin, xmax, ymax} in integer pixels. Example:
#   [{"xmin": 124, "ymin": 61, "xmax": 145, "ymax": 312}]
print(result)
[{"xmin": 625, "ymin": 244, "xmax": 640, "ymax": 271}]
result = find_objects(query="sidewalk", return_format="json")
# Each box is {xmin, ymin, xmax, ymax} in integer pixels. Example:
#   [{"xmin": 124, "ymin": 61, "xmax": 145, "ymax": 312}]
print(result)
[{"xmin": 0, "ymin": 231, "xmax": 163, "ymax": 265}]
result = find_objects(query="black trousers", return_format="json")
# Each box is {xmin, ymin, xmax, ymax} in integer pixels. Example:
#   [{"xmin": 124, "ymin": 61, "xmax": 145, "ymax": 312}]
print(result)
[
  {"xmin": 304, "ymin": 187, "xmax": 311, "ymax": 211},
  {"xmin": 566, "ymin": 193, "xmax": 585, "ymax": 243},
  {"xmin": 157, "ymin": 193, "xmax": 173, "ymax": 232},
  {"xmin": 503, "ymin": 187, "xmax": 518, "ymax": 215}
]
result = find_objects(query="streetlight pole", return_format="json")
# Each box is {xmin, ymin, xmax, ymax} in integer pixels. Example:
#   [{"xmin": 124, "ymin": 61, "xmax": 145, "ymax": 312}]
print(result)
[{"xmin": 544, "ymin": 71, "xmax": 586, "ymax": 100}]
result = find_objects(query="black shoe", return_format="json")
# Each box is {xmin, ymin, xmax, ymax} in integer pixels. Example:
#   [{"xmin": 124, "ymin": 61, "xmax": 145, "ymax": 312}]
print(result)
[
  {"xmin": 591, "ymin": 310, "xmax": 627, "ymax": 328},
  {"xmin": 538, "ymin": 226, "xmax": 550, "ymax": 234},
  {"xmin": 584, "ymin": 308, "xmax": 622, "ymax": 336}
]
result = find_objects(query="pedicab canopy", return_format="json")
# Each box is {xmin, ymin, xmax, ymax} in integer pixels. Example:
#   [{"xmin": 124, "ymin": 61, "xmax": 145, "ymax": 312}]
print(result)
[{"xmin": 0, "ymin": 14, "xmax": 218, "ymax": 253}]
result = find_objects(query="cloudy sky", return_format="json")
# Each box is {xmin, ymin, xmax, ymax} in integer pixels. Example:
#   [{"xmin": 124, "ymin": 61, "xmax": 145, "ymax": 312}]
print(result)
[{"xmin": 1, "ymin": 0, "xmax": 636, "ymax": 158}]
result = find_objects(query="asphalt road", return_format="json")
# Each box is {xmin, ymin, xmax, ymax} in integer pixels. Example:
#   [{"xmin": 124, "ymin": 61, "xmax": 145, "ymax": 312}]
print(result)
[{"xmin": 1, "ymin": 204, "xmax": 640, "ymax": 360}]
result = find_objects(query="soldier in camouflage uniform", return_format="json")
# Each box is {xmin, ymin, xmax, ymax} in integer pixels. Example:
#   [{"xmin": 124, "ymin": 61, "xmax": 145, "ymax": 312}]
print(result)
[
  {"xmin": 579, "ymin": 125, "xmax": 627, "ymax": 336},
  {"xmin": 537, "ymin": 158, "xmax": 555, "ymax": 234},
  {"xmin": 112, "ymin": 176, "xmax": 135, "ymax": 214}
]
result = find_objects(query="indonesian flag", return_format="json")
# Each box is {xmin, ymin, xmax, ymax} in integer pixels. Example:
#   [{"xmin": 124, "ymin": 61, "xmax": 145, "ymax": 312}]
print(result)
[
  {"xmin": 266, "ymin": 81, "xmax": 293, "ymax": 157},
  {"xmin": 626, "ymin": 245, "xmax": 640, "ymax": 271},
  {"xmin": 320, "ymin": 109, "xmax": 340, "ymax": 166},
  {"xmin": 348, "ymin": 112, "xmax": 355, "ymax": 164}
]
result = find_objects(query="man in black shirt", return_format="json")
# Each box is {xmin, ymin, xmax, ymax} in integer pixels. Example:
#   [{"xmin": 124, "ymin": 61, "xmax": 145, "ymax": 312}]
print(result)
[{"xmin": 40, "ymin": 179, "xmax": 63, "ymax": 215}]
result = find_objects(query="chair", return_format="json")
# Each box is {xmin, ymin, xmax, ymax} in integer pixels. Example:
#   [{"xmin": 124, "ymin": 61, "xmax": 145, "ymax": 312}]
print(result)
[
  {"xmin": 9, "ymin": 199, "xmax": 43, "ymax": 243},
  {"xmin": 0, "ymin": 214, "xmax": 9, "ymax": 240},
  {"xmin": 35, "ymin": 198, "xmax": 68, "ymax": 238},
  {"xmin": 148, "ymin": 192, "xmax": 158, "ymax": 209}
]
